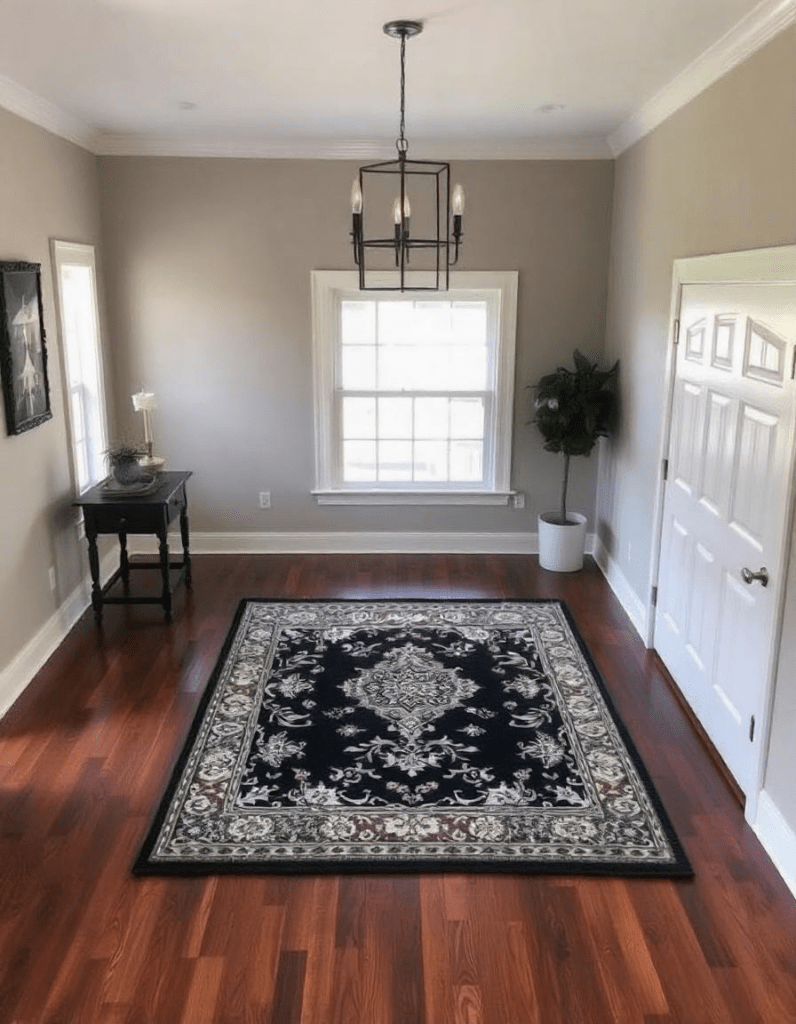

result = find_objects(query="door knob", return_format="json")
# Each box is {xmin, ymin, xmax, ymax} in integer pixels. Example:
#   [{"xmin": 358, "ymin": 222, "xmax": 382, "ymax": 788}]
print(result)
[{"xmin": 741, "ymin": 566, "xmax": 769, "ymax": 587}]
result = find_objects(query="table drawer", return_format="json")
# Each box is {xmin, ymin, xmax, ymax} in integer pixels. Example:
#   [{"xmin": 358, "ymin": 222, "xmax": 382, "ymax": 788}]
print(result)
[{"xmin": 89, "ymin": 506, "xmax": 163, "ymax": 534}]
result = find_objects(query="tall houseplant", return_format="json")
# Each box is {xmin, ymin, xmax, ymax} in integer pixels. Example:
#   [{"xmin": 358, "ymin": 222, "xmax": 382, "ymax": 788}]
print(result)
[{"xmin": 533, "ymin": 350, "xmax": 618, "ymax": 571}]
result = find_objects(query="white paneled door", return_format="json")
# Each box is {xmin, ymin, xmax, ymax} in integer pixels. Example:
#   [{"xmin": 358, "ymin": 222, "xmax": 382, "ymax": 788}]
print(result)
[{"xmin": 655, "ymin": 282, "xmax": 796, "ymax": 799}]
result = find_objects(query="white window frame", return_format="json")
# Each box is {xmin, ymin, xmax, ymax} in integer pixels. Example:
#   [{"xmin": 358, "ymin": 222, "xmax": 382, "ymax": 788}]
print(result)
[
  {"xmin": 51, "ymin": 241, "xmax": 109, "ymax": 495},
  {"xmin": 311, "ymin": 270, "xmax": 518, "ymax": 505}
]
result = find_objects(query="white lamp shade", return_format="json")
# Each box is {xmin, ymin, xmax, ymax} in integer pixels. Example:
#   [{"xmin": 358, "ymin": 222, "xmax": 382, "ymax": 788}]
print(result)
[{"xmin": 132, "ymin": 391, "xmax": 156, "ymax": 412}]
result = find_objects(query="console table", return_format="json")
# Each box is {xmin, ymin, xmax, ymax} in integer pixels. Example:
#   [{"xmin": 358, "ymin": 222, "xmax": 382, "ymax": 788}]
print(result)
[{"xmin": 74, "ymin": 471, "xmax": 192, "ymax": 623}]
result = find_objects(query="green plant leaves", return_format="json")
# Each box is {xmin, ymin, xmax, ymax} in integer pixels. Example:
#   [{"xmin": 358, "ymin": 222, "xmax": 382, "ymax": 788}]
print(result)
[{"xmin": 532, "ymin": 349, "xmax": 618, "ymax": 459}]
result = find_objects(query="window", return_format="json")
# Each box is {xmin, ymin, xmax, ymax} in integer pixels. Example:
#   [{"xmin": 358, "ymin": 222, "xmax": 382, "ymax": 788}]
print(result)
[
  {"xmin": 312, "ymin": 271, "xmax": 517, "ymax": 504},
  {"xmin": 52, "ymin": 242, "xmax": 108, "ymax": 494}
]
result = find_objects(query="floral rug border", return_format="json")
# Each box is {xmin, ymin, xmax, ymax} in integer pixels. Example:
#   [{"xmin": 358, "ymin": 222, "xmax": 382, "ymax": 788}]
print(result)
[{"xmin": 134, "ymin": 599, "xmax": 692, "ymax": 877}]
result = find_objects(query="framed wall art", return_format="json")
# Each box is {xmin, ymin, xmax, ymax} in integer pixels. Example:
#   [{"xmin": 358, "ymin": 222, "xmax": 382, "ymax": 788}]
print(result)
[{"xmin": 0, "ymin": 261, "xmax": 52, "ymax": 435}]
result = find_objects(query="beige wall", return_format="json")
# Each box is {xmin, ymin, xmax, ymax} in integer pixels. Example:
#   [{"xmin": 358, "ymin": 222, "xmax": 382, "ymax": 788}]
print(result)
[
  {"xmin": 97, "ymin": 158, "xmax": 613, "ymax": 536},
  {"xmin": 599, "ymin": 28, "xmax": 796, "ymax": 824},
  {"xmin": 0, "ymin": 107, "xmax": 107, "ymax": 677}
]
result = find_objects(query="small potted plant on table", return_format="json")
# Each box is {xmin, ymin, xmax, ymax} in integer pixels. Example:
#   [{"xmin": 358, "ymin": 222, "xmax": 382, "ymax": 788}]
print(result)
[
  {"xmin": 532, "ymin": 349, "xmax": 618, "ymax": 572},
  {"xmin": 105, "ymin": 441, "xmax": 148, "ymax": 487}
]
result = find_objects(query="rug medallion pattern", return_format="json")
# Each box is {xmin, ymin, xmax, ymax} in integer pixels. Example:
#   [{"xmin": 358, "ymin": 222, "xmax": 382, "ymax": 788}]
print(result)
[{"xmin": 136, "ymin": 601, "xmax": 691, "ymax": 875}]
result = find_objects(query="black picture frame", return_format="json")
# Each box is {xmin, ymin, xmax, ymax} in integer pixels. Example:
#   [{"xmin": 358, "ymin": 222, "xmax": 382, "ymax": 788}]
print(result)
[{"xmin": 0, "ymin": 261, "xmax": 52, "ymax": 435}]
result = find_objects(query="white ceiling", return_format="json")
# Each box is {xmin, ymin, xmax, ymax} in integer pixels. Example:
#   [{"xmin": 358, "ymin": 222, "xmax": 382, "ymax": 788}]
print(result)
[{"xmin": 0, "ymin": 0, "xmax": 791, "ymax": 157}]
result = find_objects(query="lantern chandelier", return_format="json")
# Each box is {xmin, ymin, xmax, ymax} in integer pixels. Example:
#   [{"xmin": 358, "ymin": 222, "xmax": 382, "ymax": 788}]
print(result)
[{"xmin": 350, "ymin": 20, "xmax": 465, "ymax": 292}]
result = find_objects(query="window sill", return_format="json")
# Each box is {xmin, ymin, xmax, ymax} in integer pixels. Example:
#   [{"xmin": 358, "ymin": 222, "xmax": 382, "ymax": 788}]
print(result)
[{"xmin": 313, "ymin": 490, "xmax": 514, "ymax": 506}]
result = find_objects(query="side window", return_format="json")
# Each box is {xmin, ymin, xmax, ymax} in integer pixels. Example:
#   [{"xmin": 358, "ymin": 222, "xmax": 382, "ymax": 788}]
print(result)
[{"xmin": 52, "ymin": 242, "xmax": 108, "ymax": 493}]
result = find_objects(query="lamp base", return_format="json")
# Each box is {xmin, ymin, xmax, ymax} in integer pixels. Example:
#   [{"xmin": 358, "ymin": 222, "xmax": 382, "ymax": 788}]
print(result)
[{"xmin": 139, "ymin": 455, "xmax": 165, "ymax": 472}]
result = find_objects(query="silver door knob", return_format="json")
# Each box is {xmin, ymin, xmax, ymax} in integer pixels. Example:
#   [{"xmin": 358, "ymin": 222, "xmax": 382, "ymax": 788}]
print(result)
[{"xmin": 741, "ymin": 566, "xmax": 769, "ymax": 587}]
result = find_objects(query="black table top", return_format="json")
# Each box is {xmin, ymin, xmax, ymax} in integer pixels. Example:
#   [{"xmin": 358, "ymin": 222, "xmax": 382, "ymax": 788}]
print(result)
[{"xmin": 73, "ymin": 470, "xmax": 192, "ymax": 507}]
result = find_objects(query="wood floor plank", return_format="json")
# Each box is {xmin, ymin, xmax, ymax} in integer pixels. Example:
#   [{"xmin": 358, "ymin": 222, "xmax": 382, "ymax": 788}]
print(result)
[
  {"xmin": 419, "ymin": 877, "xmax": 457, "ymax": 1024},
  {"xmin": 0, "ymin": 553, "xmax": 794, "ymax": 1023}
]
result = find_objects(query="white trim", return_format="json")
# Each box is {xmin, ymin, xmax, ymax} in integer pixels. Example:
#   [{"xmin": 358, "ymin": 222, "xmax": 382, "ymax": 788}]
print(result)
[
  {"xmin": 311, "ymin": 270, "xmax": 518, "ymax": 499},
  {"xmin": 0, "ymin": 72, "xmax": 96, "ymax": 151},
  {"xmin": 93, "ymin": 132, "xmax": 612, "ymax": 161},
  {"xmin": 131, "ymin": 531, "xmax": 540, "ymax": 555},
  {"xmin": 609, "ymin": 0, "xmax": 796, "ymax": 155},
  {"xmin": 313, "ymin": 490, "xmax": 514, "ymax": 506},
  {"xmin": 750, "ymin": 790, "xmax": 796, "ymax": 900},
  {"xmin": 130, "ymin": 529, "xmax": 593, "ymax": 556},
  {"xmin": 592, "ymin": 536, "xmax": 650, "ymax": 643},
  {"xmin": 0, "ymin": 549, "xmax": 116, "ymax": 720}
]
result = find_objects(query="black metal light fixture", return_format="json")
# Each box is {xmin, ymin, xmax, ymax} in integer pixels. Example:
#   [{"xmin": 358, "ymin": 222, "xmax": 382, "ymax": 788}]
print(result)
[{"xmin": 350, "ymin": 20, "xmax": 465, "ymax": 292}]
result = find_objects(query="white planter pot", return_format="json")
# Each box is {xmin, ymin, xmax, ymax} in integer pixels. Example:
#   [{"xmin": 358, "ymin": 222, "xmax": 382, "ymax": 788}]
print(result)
[{"xmin": 538, "ymin": 512, "xmax": 588, "ymax": 572}]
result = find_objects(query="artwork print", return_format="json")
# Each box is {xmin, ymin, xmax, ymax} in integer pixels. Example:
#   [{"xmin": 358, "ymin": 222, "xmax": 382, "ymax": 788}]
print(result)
[{"xmin": 0, "ymin": 261, "xmax": 52, "ymax": 435}]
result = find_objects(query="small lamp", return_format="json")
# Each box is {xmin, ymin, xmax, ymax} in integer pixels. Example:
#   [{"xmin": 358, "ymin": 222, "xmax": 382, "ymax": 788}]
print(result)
[{"xmin": 132, "ymin": 390, "xmax": 165, "ymax": 471}]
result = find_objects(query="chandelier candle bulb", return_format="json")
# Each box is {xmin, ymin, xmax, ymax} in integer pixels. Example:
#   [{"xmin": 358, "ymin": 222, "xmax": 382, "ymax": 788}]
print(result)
[
  {"xmin": 350, "ymin": 178, "xmax": 362, "ymax": 215},
  {"xmin": 393, "ymin": 194, "xmax": 411, "ymax": 223},
  {"xmin": 452, "ymin": 184, "xmax": 465, "ymax": 216}
]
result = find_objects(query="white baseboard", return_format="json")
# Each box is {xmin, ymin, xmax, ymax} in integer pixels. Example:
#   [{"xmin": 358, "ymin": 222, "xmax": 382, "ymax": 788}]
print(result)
[
  {"xmin": 592, "ymin": 537, "xmax": 650, "ymax": 644},
  {"xmin": 130, "ymin": 529, "xmax": 597, "ymax": 556},
  {"xmin": 2, "ymin": 530, "xmax": 603, "ymax": 717},
  {"xmin": 751, "ymin": 790, "xmax": 796, "ymax": 901},
  {"xmin": 0, "ymin": 549, "xmax": 117, "ymax": 719}
]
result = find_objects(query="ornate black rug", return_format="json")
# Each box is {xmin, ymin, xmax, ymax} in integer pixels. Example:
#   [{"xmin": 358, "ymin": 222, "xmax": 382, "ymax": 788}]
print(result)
[{"xmin": 135, "ymin": 600, "xmax": 691, "ymax": 876}]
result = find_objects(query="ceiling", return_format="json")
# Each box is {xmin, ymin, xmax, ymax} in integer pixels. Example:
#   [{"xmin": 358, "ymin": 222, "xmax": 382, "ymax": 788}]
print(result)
[{"xmin": 0, "ymin": 0, "xmax": 789, "ymax": 157}]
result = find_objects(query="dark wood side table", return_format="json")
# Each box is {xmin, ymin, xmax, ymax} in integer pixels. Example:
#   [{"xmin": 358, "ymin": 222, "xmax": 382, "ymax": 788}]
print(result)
[{"xmin": 74, "ymin": 471, "xmax": 192, "ymax": 623}]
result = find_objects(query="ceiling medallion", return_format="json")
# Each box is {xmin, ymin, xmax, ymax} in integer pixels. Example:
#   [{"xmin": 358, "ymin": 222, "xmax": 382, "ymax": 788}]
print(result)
[{"xmin": 349, "ymin": 20, "xmax": 465, "ymax": 292}]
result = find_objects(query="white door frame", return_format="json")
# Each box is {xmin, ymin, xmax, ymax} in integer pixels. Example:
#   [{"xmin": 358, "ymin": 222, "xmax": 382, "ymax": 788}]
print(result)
[{"xmin": 647, "ymin": 245, "xmax": 796, "ymax": 823}]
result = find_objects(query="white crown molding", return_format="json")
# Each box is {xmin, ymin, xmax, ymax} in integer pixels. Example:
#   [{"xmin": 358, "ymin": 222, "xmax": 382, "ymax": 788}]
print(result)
[
  {"xmin": 608, "ymin": 0, "xmax": 796, "ymax": 156},
  {"xmin": 0, "ymin": 549, "xmax": 116, "ymax": 720},
  {"xmin": 93, "ymin": 132, "xmax": 612, "ymax": 160},
  {"xmin": 0, "ymin": 72, "xmax": 96, "ymax": 151},
  {"xmin": 1, "ymin": 0, "xmax": 791, "ymax": 162}
]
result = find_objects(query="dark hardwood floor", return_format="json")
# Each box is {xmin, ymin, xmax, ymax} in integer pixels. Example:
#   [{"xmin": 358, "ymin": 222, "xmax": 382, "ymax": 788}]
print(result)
[{"xmin": 1, "ymin": 554, "xmax": 795, "ymax": 1023}]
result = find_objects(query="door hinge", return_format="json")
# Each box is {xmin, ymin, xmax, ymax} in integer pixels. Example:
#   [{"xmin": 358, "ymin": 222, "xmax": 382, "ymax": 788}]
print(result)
[
  {"xmin": 749, "ymin": 715, "xmax": 756, "ymax": 742},
  {"xmin": 673, "ymin": 319, "xmax": 680, "ymax": 346},
  {"xmin": 662, "ymin": 458, "xmax": 669, "ymax": 481},
  {"xmin": 651, "ymin": 585, "xmax": 658, "ymax": 608}
]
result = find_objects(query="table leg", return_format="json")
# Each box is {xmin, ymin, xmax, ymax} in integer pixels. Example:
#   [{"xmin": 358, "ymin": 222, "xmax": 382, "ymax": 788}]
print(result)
[
  {"xmin": 157, "ymin": 519, "xmax": 172, "ymax": 622},
  {"xmin": 119, "ymin": 529, "xmax": 129, "ymax": 591},
  {"xmin": 180, "ymin": 505, "xmax": 192, "ymax": 589},
  {"xmin": 86, "ymin": 521, "xmax": 103, "ymax": 624}
]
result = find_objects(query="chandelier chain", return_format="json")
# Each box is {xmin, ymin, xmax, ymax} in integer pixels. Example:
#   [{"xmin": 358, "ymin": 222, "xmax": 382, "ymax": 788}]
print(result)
[{"xmin": 397, "ymin": 33, "xmax": 407, "ymax": 154}]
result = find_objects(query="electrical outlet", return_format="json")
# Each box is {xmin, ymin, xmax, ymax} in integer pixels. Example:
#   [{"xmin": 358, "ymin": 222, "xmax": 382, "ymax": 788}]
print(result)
[
  {"xmin": 48, "ymin": 566, "xmax": 57, "ymax": 591},
  {"xmin": 511, "ymin": 493, "xmax": 525, "ymax": 509},
  {"xmin": 259, "ymin": 491, "xmax": 271, "ymax": 509}
]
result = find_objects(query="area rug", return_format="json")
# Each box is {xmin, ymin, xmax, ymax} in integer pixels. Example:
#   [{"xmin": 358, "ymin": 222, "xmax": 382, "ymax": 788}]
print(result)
[{"xmin": 135, "ymin": 600, "xmax": 692, "ymax": 876}]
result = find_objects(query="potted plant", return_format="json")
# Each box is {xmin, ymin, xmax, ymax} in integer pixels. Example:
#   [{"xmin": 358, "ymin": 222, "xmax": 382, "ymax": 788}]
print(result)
[
  {"xmin": 532, "ymin": 349, "xmax": 618, "ymax": 571},
  {"xmin": 105, "ymin": 441, "xmax": 148, "ymax": 486}
]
